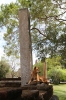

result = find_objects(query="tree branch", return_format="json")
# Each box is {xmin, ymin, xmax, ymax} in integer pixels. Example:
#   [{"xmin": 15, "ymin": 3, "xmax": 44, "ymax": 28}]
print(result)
[{"xmin": 31, "ymin": 27, "xmax": 46, "ymax": 37}]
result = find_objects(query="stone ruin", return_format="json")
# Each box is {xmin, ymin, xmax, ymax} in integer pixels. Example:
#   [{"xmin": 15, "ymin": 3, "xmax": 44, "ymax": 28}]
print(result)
[
  {"xmin": 0, "ymin": 8, "xmax": 59, "ymax": 100},
  {"xmin": 0, "ymin": 79, "xmax": 53, "ymax": 100}
]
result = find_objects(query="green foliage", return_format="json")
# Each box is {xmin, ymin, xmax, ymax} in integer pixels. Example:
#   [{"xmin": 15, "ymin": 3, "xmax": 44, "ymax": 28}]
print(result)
[
  {"xmin": 0, "ymin": 3, "xmax": 20, "ymax": 57},
  {"xmin": 0, "ymin": 0, "xmax": 66, "ymax": 65},
  {"xmin": 60, "ymin": 69, "xmax": 66, "ymax": 81},
  {"xmin": 0, "ymin": 58, "xmax": 10, "ymax": 78},
  {"xmin": 47, "ymin": 56, "xmax": 62, "ymax": 70},
  {"xmin": 48, "ymin": 68, "xmax": 62, "ymax": 84},
  {"xmin": 48, "ymin": 68, "xmax": 66, "ymax": 84},
  {"xmin": 58, "ymin": 33, "xmax": 66, "ymax": 68}
]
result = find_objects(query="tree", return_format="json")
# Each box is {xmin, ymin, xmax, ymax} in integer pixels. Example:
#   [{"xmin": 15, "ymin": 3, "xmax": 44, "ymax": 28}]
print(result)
[
  {"xmin": 0, "ymin": 2, "xmax": 20, "ymax": 57},
  {"xmin": 47, "ymin": 56, "xmax": 62, "ymax": 70},
  {"xmin": 0, "ymin": 57, "xmax": 10, "ymax": 78},
  {"xmin": 0, "ymin": 0, "xmax": 66, "ymax": 66},
  {"xmin": 7, "ymin": 56, "xmax": 20, "ymax": 78},
  {"xmin": 58, "ymin": 33, "xmax": 66, "ymax": 68}
]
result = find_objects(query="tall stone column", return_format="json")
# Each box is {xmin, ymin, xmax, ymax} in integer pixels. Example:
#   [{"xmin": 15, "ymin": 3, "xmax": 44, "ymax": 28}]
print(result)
[
  {"xmin": 43, "ymin": 60, "xmax": 47, "ymax": 81},
  {"xmin": 19, "ymin": 8, "xmax": 32, "ymax": 86}
]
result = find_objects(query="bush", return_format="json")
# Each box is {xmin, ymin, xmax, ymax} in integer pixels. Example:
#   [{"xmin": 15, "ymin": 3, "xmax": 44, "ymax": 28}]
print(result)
[
  {"xmin": 60, "ymin": 69, "xmax": 66, "ymax": 82},
  {"xmin": 0, "ymin": 60, "xmax": 10, "ymax": 78},
  {"xmin": 48, "ymin": 68, "xmax": 62, "ymax": 84}
]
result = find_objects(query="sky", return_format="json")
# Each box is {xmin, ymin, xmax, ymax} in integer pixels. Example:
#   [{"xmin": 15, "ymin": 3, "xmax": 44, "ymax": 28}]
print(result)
[{"xmin": 0, "ymin": 0, "xmax": 16, "ymax": 5}]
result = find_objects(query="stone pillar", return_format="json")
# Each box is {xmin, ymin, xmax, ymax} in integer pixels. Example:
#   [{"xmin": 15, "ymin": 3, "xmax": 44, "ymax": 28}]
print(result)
[
  {"xmin": 43, "ymin": 60, "xmax": 47, "ymax": 81},
  {"xmin": 19, "ymin": 8, "xmax": 32, "ymax": 86}
]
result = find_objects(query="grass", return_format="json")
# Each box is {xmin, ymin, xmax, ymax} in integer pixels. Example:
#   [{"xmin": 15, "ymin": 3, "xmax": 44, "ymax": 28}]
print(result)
[{"xmin": 53, "ymin": 84, "xmax": 66, "ymax": 100}]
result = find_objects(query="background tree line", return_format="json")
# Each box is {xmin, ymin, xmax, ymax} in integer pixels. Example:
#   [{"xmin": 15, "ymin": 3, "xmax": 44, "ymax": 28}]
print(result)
[{"xmin": 0, "ymin": 57, "xmax": 19, "ymax": 78}]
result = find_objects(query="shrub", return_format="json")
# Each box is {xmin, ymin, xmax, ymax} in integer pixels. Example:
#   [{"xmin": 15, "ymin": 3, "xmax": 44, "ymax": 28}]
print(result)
[{"xmin": 48, "ymin": 68, "xmax": 62, "ymax": 84}]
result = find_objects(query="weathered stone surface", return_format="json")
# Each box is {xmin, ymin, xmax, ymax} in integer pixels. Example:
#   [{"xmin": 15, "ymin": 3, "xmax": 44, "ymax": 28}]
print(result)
[
  {"xmin": 39, "ymin": 91, "xmax": 47, "ymax": 100},
  {"xmin": 22, "ymin": 85, "xmax": 37, "ymax": 90},
  {"xmin": 19, "ymin": 8, "xmax": 32, "ymax": 86},
  {"xmin": 29, "ymin": 81, "xmax": 43, "ymax": 85},
  {"xmin": 50, "ymin": 95, "xmax": 59, "ymax": 100},
  {"xmin": 22, "ymin": 90, "xmax": 39, "ymax": 100},
  {"xmin": 7, "ymin": 88, "xmax": 22, "ymax": 100},
  {"xmin": 0, "ymin": 78, "xmax": 21, "ymax": 87},
  {"xmin": 0, "ymin": 91, "xmax": 7, "ymax": 100},
  {"xmin": 0, "ymin": 88, "xmax": 22, "ymax": 100},
  {"xmin": 0, "ymin": 82, "xmax": 53, "ymax": 100},
  {"xmin": 39, "ymin": 88, "xmax": 53, "ymax": 100},
  {"xmin": 47, "ymin": 87, "xmax": 53, "ymax": 100},
  {"xmin": 37, "ymin": 83, "xmax": 53, "ymax": 91},
  {"xmin": 43, "ymin": 61, "xmax": 47, "ymax": 81}
]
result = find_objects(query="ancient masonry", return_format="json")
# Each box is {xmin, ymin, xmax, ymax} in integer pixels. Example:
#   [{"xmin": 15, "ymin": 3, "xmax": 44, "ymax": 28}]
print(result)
[{"xmin": 19, "ymin": 8, "xmax": 32, "ymax": 86}]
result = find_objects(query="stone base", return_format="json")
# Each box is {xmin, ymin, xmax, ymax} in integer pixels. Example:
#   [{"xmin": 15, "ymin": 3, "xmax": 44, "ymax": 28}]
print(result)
[
  {"xmin": 0, "ymin": 88, "xmax": 22, "ymax": 100},
  {"xmin": 0, "ymin": 81, "xmax": 53, "ymax": 100}
]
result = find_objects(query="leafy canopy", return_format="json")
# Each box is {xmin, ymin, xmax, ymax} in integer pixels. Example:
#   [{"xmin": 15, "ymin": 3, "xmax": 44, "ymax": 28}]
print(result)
[{"xmin": 0, "ymin": 0, "xmax": 66, "ymax": 66}]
